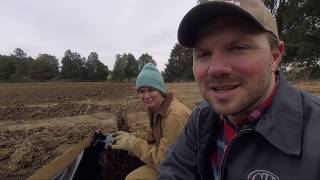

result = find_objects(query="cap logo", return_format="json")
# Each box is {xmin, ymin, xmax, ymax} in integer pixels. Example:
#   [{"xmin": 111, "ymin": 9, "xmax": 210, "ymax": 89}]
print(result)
[{"xmin": 224, "ymin": 0, "xmax": 240, "ymax": 6}]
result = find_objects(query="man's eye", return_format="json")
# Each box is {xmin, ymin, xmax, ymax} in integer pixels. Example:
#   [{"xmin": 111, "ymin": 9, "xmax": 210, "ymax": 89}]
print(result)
[
  {"xmin": 229, "ymin": 45, "xmax": 250, "ymax": 51},
  {"xmin": 196, "ymin": 52, "xmax": 210, "ymax": 59}
]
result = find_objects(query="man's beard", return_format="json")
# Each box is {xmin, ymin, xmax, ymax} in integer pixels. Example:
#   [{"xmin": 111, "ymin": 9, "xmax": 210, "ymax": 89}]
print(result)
[
  {"xmin": 229, "ymin": 69, "xmax": 273, "ymax": 117},
  {"xmin": 203, "ymin": 69, "xmax": 273, "ymax": 118}
]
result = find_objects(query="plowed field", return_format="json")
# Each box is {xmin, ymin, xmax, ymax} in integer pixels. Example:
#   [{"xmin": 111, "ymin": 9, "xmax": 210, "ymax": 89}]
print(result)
[{"xmin": 0, "ymin": 82, "xmax": 201, "ymax": 180}]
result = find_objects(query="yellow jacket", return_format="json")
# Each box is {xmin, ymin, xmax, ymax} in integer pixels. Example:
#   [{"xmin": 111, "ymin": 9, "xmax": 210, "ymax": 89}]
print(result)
[{"xmin": 127, "ymin": 94, "xmax": 191, "ymax": 168}]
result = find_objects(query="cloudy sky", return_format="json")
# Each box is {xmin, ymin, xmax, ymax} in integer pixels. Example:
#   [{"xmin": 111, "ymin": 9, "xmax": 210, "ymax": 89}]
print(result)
[{"xmin": 0, "ymin": 0, "xmax": 195, "ymax": 71}]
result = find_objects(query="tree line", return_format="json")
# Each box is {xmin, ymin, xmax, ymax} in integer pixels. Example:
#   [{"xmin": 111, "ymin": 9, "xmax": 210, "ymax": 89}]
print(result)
[
  {"xmin": 265, "ymin": 0, "xmax": 320, "ymax": 80},
  {"xmin": 0, "ymin": 48, "xmax": 109, "ymax": 82},
  {"xmin": 0, "ymin": 45, "xmax": 194, "ymax": 83}
]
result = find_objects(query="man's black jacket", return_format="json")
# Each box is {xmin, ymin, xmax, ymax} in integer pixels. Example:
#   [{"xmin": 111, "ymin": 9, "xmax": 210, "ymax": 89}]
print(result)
[{"xmin": 158, "ymin": 73, "xmax": 320, "ymax": 180}]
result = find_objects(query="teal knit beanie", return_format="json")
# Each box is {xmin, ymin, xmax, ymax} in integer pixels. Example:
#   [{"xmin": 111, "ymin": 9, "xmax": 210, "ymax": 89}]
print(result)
[{"xmin": 136, "ymin": 63, "xmax": 166, "ymax": 93}]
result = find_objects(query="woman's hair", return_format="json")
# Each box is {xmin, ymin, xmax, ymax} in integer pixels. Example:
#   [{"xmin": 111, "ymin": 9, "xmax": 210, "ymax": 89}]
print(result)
[{"xmin": 137, "ymin": 87, "xmax": 166, "ymax": 97}]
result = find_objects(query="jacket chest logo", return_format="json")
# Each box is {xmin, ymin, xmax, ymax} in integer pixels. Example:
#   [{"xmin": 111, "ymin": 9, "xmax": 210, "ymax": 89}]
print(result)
[{"xmin": 247, "ymin": 170, "xmax": 279, "ymax": 180}]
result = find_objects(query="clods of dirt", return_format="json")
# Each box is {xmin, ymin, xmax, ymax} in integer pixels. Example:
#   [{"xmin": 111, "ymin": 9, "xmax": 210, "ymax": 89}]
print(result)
[
  {"xmin": 0, "ymin": 103, "xmax": 111, "ymax": 121},
  {"xmin": 8, "ymin": 140, "xmax": 34, "ymax": 171}
]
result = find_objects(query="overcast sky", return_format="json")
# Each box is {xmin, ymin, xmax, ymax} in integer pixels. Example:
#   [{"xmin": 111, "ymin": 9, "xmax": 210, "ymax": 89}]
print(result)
[{"xmin": 0, "ymin": 0, "xmax": 195, "ymax": 71}]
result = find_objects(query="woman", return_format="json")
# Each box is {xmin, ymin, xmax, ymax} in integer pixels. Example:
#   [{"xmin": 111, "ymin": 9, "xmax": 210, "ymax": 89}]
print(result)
[{"xmin": 111, "ymin": 63, "xmax": 191, "ymax": 180}]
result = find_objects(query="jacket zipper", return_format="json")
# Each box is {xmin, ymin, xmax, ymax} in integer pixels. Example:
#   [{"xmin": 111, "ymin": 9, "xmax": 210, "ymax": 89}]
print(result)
[
  {"xmin": 220, "ymin": 129, "xmax": 253, "ymax": 180},
  {"xmin": 197, "ymin": 109, "xmax": 205, "ymax": 180}
]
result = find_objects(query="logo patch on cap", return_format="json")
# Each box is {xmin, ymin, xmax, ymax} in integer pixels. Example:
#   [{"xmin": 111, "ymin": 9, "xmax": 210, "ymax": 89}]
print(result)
[{"xmin": 223, "ymin": 0, "xmax": 240, "ymax": 6}]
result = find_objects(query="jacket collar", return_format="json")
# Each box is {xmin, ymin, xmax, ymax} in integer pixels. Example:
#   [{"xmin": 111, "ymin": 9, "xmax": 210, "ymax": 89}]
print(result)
[{"xmin": 254, "ymin": 72, "xmax": 303, "ymax": 155}]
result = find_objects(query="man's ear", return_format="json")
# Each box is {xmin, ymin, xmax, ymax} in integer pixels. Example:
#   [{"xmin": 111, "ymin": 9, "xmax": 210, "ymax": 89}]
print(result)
[{"xmin": 271, "ymin": 41, "xmax": 285, "ymax": 71}]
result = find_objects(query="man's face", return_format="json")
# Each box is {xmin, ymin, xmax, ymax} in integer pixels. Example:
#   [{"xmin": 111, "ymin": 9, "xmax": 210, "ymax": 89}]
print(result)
[{"xmin": 193, "ymin": 16, "xmax": 282, "ymax": 119}]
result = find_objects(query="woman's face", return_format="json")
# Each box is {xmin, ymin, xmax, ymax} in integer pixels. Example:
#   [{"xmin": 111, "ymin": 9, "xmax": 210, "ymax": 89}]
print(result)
[{"xmin": 138, "ymin": 87, "xmax": 164, "ymax": 112}]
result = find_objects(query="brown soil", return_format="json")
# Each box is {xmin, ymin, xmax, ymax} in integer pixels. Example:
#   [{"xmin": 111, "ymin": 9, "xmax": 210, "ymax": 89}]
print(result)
[{"xmin": 0, "ymin": 82, "xmax": 200, "ymax": 180}]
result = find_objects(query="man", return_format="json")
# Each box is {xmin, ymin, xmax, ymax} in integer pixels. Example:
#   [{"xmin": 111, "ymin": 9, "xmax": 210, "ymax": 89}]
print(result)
[
  {"xmin": 112, "ymin": 63, "xmax": 191, "ymax": 180},
  {"xmin": 158, "ymin": 0, "xmax": 320, "ymax": 179}
]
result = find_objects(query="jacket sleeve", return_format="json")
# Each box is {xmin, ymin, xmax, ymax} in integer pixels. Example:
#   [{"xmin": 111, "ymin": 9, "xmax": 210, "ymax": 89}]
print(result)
[
  {"xmin": 127, "ymin": 111, "xmax": 190, "ymax": 168},
  {"xmin": 157, "ymin": 110, "xmax": 200, "ymax": 180}
]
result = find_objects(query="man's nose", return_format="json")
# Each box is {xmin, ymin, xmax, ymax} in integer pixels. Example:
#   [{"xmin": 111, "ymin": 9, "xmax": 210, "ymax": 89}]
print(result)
[{"xmin": 207, "ymin": 52, "xmax": 231, "ymax": 77}]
